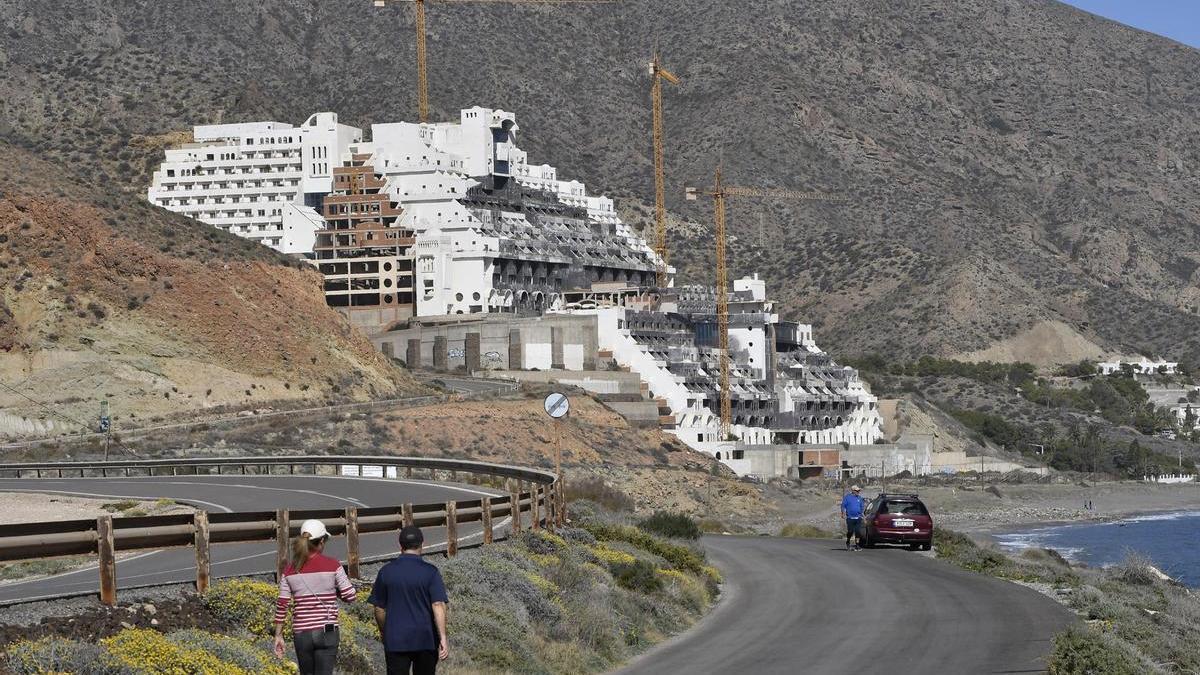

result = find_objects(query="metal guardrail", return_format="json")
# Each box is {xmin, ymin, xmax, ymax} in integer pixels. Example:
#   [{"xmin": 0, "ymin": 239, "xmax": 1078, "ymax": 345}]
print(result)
[{"xmin": 0, "ymin": 456, "xmax": 564, "ymax": 606}]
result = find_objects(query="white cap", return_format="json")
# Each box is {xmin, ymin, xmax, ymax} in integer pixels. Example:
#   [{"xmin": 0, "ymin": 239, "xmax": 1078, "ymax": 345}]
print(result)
[{"xmin": 300, "ymin": 519, "xmax": 328, "ymax": 539}]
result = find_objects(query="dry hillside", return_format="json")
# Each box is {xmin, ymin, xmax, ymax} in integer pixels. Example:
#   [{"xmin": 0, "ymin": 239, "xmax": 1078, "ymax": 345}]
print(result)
[
  {"xmin": 0, "ymin": 144, "xmax": 420, "ymax": 439},
  {"xmin": 3, "ymin": 0, "xmax": 1200, "ymax": 365}
]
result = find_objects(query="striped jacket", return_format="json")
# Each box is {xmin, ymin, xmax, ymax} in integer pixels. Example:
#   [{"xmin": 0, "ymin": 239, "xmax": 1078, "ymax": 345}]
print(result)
[{"xmin": 275, "ymin": 553, "xmax": 356, "ymax": 632}]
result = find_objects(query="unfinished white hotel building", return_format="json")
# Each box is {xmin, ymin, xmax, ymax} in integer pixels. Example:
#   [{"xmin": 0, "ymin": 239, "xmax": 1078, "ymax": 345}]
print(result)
[{"xmin": 147, "ymin": 107, "xmax": 881, "ymax": 470}]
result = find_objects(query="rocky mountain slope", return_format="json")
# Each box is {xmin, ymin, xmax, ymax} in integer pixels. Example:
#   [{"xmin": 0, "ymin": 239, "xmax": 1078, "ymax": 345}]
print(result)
[
  {"xmin": 0, "ymin": 142, "xmax": 419, "ymax": 438},
  {"xmin": 3, "ymin": 0, "xmax": 1200, "ymax": 365}
]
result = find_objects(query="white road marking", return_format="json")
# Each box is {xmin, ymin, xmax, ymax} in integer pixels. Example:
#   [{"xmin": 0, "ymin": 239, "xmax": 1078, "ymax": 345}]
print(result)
[{"xmin": 0, "ymin": 488, "xmax": 233, "ymax": 513}]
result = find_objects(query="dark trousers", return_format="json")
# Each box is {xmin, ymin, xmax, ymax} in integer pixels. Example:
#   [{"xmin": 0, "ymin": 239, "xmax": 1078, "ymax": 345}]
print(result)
[
  {"xmin": 386, "ymin": 650, "xmax": 439, "ymax": 675},
  {"xmin": 846, "ymin": 517, "xmax": 862, "ymax": 544},
  {"xmin": 293, "ymin": 627, "xmax": 339, "ymax": 675}
]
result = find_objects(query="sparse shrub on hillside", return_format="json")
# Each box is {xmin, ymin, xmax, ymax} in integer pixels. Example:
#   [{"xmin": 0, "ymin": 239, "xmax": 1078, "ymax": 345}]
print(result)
[
  {"xmin": 636, "ymin": 511, "xmax": 701, "ymax": 540},
  {"xmin": 1048, "ymin": 626, "xmax": 1149, "ymax": 675},
  {"xmin": 567, "ymin": 478, "xmax": 634, "ymax": 512},
  {"xmin": 779, "ymin": 523, "xmax": 837, "ymax": 539},
  {"xmin": 611, "ymin": 559, "xmax": 662, "ymax": 594}
]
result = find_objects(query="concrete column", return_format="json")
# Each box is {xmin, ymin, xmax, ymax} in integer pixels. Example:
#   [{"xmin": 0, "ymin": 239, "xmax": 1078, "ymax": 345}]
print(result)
[
  {"xmin": 582, "ymin": 318, "xmax": 598, "ymax": 371},
  {"xmin": 508, "ymin": 329, "xmax": 523, "ymax": 370},
  {"xmin": 465, "ymin": 332, "xmax": 481, "ymax": 374},
  {"xmin": 381, "ymin": 341, "xmax": 394, "ymax": 360},
  {"xmin": 551, "ymin": 327, "xmax": 565, "ymax": 370},
  {"xmin": 433, "ymin": 335, "xmax": 448, "ymax": 372},
  {"xmin": 407, "ymin": 339, "xmax": 422, "ymax": 369}
]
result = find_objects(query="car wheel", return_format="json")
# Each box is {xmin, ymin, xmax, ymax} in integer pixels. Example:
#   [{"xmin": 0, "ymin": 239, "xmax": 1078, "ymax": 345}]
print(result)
[
  {"xmin": 908, "ymin": 543, "xmax": 920, "ymax": 551},
  {"xmin": 921, "ymin": 543, "xmax": 932, "ymax": 551}
]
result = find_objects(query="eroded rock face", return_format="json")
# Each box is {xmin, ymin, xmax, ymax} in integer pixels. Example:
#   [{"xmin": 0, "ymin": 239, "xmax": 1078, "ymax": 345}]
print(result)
[{"xmin": 0, "ymin": 166, "xmax": 420, "ymax": 438}]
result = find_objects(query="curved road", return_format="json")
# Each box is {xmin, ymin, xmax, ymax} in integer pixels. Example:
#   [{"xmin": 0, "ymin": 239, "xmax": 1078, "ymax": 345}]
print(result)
[
  {"xmin": 620, "ymin": 536, "xmax": 1074, "ymax": 675},
  {"xmin": 0, "ymin": 475, "xmax": 504, "ymax": 604}
]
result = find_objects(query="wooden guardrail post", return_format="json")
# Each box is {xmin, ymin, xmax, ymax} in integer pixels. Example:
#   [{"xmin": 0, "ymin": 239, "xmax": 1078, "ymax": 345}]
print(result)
[
  {"xmin": 97, "ymin": 515, "xmax": 116, "ymax": 606},
  {"xmin": 275, "ymin": 509, "xmax": 289, "ymax": 582},
  {"xmin": 509, "ymin": 486, "xmax": 522, "ymax": 531},
  {"xmin": 345, "ymin": 507, "xmax": 360, "ymax": 580},
  {"xmin": 402, "ymin": 503, "xmax": 414, "ymax": 528},
  {"xmin": 544, "ymin": 484, "xmax": 555, "ymax": 531},
  {"xmin": 445, "ymin": 502, "xmax": 458, "ymax": 557},
  {"xmin": 530, "ymin": 485, "xmax": 541, "ymax": 531},
  {"xmin": 194, "ymin": 511, "xmax": 210, "ymax": 593},
  {"xmin": 481, "ymin": 497, "xmax": 493, "ymax": 545},
  {"xmin": 558, "ymin": 479, "xmax": 567, "ymax": 526}
]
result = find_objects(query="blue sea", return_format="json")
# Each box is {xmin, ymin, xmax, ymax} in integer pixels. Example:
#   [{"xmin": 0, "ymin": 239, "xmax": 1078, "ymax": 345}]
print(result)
[{"xmin": 994, "ymin": 511, "xmax": 1200, "ymax": 587}]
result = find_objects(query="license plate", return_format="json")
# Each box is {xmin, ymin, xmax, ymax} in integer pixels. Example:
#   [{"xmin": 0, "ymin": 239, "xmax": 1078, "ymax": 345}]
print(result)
[{"xmin": 893, "ymin": 519, "xmax": 914, "ymax": 528}]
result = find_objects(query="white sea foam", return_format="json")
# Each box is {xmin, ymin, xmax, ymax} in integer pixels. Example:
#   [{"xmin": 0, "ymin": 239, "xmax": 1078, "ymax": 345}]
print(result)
[{"xmin": 1116, "ymin": 510, "xmax": 1200, "ymax": 525}]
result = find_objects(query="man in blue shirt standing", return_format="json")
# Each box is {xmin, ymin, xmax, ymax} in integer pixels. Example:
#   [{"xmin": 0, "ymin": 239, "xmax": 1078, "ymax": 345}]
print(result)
[
  {"xmin": 840, "ymin": 485, "xmax": 866, "ymax": 551},
  {"xmin": 368, "ymin": 526, "xmax": 449, "ymax": 675}
]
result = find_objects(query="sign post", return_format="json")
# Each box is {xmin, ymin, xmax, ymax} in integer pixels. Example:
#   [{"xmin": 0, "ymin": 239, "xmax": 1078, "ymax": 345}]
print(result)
[
  {"xmin": 543, "ymin": 392, "xmax": 570, "ymax": 526},
  {"xmin": 99, "ymin": 400, "xmax": 111, "ymax": 462}
]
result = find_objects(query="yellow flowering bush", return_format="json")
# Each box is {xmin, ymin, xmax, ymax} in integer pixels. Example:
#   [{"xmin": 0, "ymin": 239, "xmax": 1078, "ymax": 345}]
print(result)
[
  {"xmin": 589, "ymin": 545, "xmax": 636, "ymax": 567},
  {"xmin": 523, "ymin": 571, "xmax": 560, "ymax": 597},
  {"xmin": 657, "ymin": 568, "xmax": 709, "ymax": 612},
  {"xmin": 526, "ymin": 552, "xmax": 560, "ymax": 568},
  {"xmin": 103, "ymin": 629, "xmax": 245, "ymax": 675},
  {"xmin": 166, "ymin": 629, "xmax": 294, "ymax": 675},
  {"xmin": 5, "ymin": 636, "xmax": 113, "ymax": 674},
  {"xmin": 201, "ymin": 578, "xmax": 284, "ymax": 637}
]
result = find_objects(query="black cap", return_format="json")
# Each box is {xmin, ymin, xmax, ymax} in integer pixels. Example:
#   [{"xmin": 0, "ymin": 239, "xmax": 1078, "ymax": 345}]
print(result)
[{"xmin": 399, "ymin": 526, "xmax": 424, "ymax": 548}]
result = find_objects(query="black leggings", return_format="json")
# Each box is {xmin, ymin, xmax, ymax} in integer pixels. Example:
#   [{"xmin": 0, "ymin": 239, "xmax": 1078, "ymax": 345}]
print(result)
[
  {"xmin": 386, "ymin": 650, "xmax": 439, "ymax": 675},
  {"xmin": 294, "ymin": 627, "xmax": 339, "ymax": 675}
]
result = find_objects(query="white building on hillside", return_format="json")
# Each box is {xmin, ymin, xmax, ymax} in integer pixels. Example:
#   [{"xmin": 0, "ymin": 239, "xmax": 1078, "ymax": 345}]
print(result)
[
  {"xmin": 1098, "ymin": 359, "xmax": 1179, "ymax": 376},
  {"xmin": 147, "ymin": 113, "xmax": 362, "ymax": 253}
]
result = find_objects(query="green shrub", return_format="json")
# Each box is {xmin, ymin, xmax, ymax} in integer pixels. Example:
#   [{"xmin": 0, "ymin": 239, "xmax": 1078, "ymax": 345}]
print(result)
[
  {"xmin": 637, "ymin": 511, "xmax": 701, "ymax": 540},
  {"xmin": 1048, "ymin": 626, "xmax": 1149, "ymax": 675},
  {"xmin": 582, "ymin": 522, "xmax": 707, "ymax": 576},
  {"xmin": 611, "ymin": 559, "xmax": 663, "ymax": 594},
  {"xmin": 567, "ymin": 478, "xmax": 634, "ymax": 512},
  {"xmin": 779, "ymin": 523, "xmax": 836, "ymax": 539}
]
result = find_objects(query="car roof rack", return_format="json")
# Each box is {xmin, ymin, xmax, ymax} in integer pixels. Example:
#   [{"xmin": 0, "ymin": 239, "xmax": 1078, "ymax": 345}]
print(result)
[{"xmin": 879, "ymin": 492, "xmax": 920, "ymax": 499}]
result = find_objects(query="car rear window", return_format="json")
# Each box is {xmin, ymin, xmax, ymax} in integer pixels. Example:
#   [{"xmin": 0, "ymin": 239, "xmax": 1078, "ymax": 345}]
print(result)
[{"xmin": 880, "ymin": 500, "xmax": 928, "ymax": 516}]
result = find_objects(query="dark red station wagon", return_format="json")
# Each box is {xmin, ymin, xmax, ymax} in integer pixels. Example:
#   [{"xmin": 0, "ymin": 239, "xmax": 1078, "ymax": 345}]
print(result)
[{"xmin": 858, "ymin": 493, "xmax": 933, "ymax": 551}]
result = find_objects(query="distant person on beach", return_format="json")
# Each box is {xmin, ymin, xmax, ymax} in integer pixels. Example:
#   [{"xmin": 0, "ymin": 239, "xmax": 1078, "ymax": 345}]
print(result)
[
  {"xmin": 274, "ymin": 519, "xmax": 357, "ymax": 675},
  {"xmin": 369, "ymin": 526, "xmax": 450, "ymax": 675},
  {"xmin": 841, "ymin": 485, "xmax": 866, "ymax": 551}
]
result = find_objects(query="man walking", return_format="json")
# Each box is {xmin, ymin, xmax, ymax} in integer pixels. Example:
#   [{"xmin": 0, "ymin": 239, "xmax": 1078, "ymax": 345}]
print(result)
[
  {"xmin": 368, "ymin": 526, "xmax": 449, "ymax": 675},
  {"xmin": 841, "ymin": 485, "xmax": 866, "ymax": 551}
]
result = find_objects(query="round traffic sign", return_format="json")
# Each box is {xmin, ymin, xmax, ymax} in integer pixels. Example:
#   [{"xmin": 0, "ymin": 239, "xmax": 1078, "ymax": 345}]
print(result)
[{"xmin": 544, "ymin": 392, "xmax": 570, "ymax": 419}]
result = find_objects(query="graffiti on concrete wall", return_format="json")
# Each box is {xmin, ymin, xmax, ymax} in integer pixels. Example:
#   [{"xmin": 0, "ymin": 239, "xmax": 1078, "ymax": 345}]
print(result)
[
  {"xmin": 482, "ymin": 351, "xmax": 505, "ymax": 369},
  {"xmin": 447, "ymin": 348, "xmax": 465, "ymax": 359}
]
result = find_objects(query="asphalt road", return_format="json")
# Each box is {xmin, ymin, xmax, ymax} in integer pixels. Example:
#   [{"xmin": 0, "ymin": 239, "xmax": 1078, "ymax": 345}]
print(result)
[
  {"xmin": 619, "ymin": 536, "xmax": 1075, "ymax": 675},
  {"xmin": 0, "ymin": 475, "xmax": 504, "ymax": 604}
]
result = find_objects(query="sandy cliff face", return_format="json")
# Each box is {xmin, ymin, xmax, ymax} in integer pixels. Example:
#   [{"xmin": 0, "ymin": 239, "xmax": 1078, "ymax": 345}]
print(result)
[{"xmin": 0, "ymin": 147, "xmax": 419, "ymax": 438}]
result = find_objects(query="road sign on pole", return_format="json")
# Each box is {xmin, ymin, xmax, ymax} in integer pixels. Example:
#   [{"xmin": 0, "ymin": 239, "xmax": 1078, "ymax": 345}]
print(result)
[
  {"xmin": 544, "ymin": 393, "xmax": 569, "ymax": 526},
  {"xmin": 543, "ymin": 392, "xmax": 569, "ymax": 419}
]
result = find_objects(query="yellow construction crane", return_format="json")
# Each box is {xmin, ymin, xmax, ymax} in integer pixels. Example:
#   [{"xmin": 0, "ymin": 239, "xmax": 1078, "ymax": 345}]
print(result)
[
  {"xmin": 373, "ymin": 0, "xmax": 619, "ymax": 123},
  {"xmin": 649, "ymin": 52, "xmax": 680, "ymax": 288},
  {"xmin": 687, "ymin": 169, "xmax": 848, "ymax": 438}
]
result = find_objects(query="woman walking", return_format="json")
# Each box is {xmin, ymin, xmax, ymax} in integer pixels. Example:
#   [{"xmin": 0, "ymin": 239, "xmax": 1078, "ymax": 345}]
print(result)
[{"xmin": 274, "ymin": 519, "xmax": 357, "ymax": 674}]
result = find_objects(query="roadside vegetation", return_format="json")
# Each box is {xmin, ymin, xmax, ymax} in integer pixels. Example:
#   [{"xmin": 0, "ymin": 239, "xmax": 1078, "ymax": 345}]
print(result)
[
  {"xmin": 2, "ymin": 504, "xmax": 718, "ymax": 674},
  {"xmin": 846, "ymin": 355, "xmax": 1197, "ymax": 477},
  {"xmin": 933, "ymin": 529, "xmax": 1199, "ymax": 673}
]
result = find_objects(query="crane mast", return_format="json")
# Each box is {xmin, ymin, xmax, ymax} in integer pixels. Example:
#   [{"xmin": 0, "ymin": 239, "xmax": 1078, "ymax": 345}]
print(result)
[
  {"xmin": 650, "ymin": 53, "xmax": 680, "ymax": 288},
  {"xmin": 688, "ymin": 171, "xmax": 847, "ymax": 440},
  {"xmin": 374, "ymin": 0, "xmax": 619, "ymax": 123}
]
